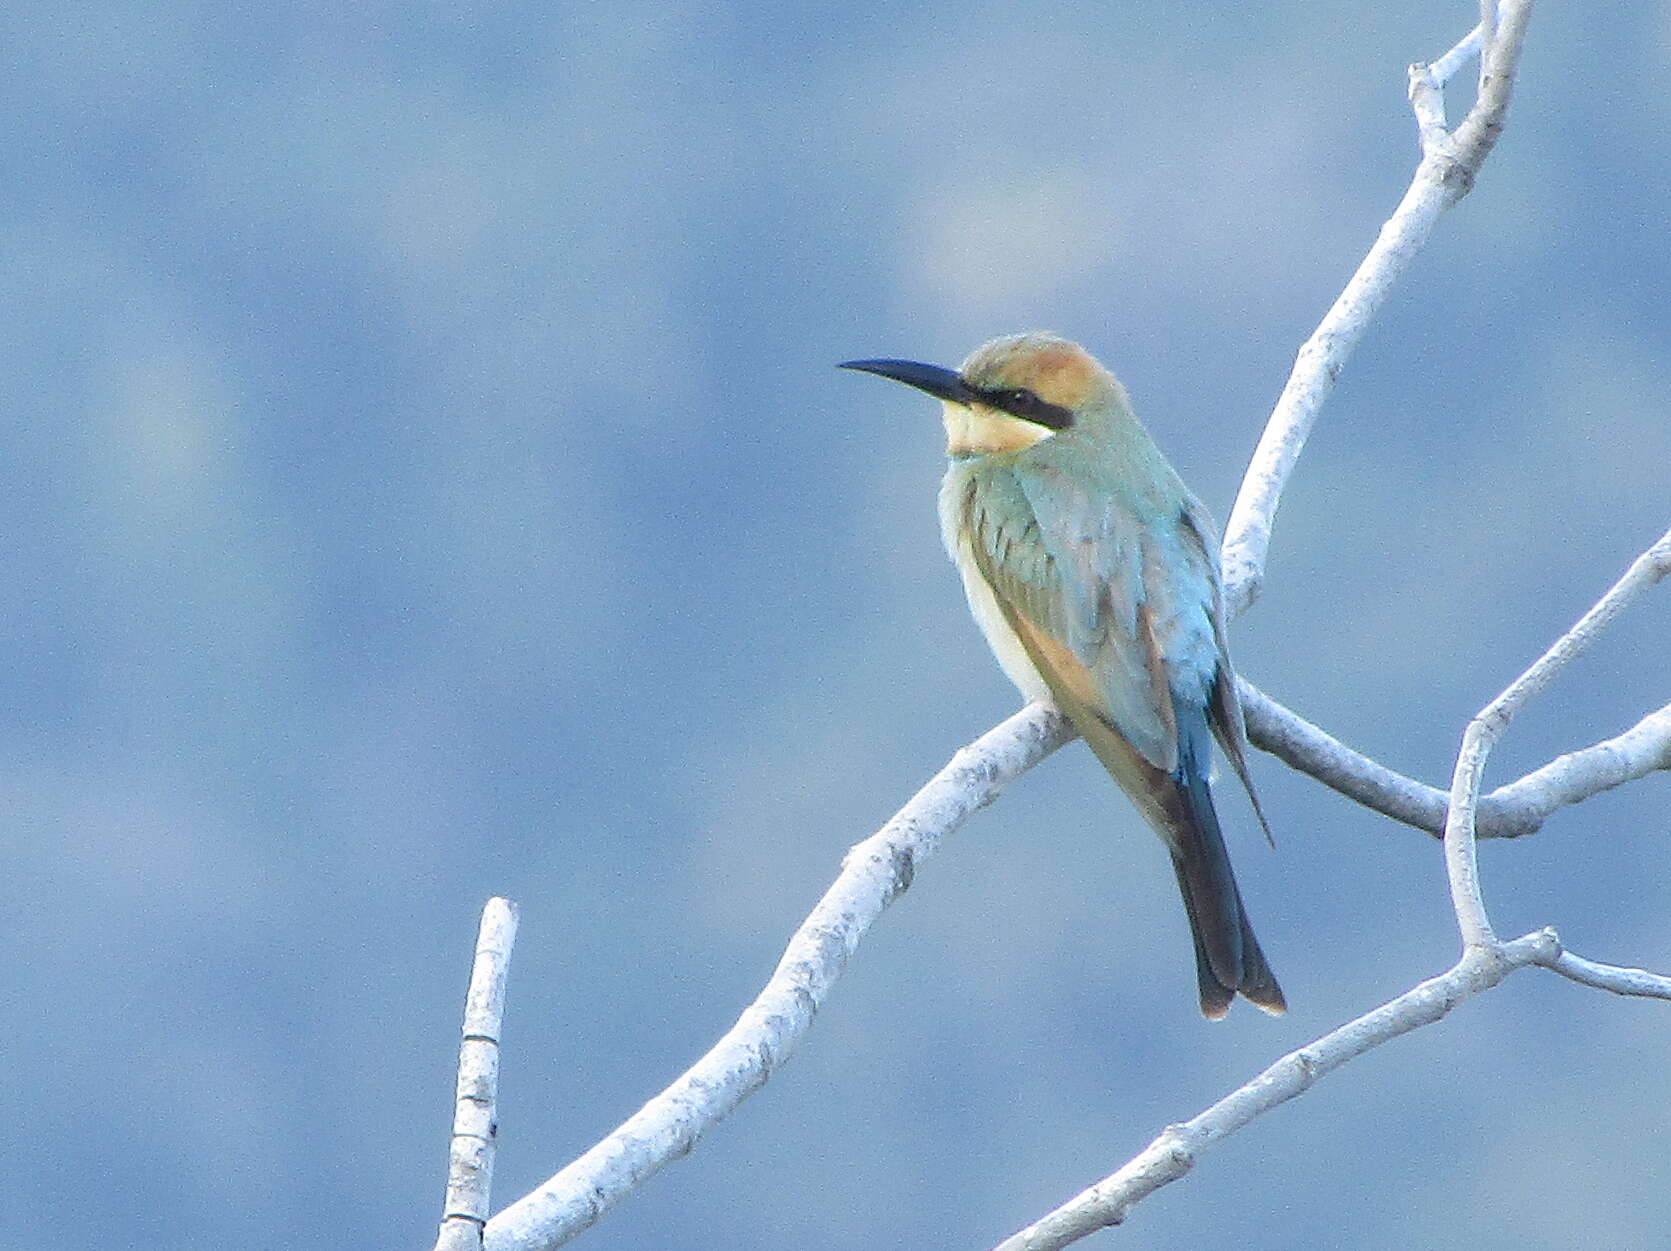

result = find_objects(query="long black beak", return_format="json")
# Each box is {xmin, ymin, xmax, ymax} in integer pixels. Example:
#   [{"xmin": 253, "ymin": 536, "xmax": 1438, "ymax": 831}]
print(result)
[{"xmin": 838, "ymin": 358, "xmax": 976, "ymax": 405}]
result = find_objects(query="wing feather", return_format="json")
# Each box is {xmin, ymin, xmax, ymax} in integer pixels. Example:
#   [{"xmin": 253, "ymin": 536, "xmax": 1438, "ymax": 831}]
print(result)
[
  {"xmin": 1177, "ymin": 503, "xmax": 1275, "ymax": 845},
  {"xmin": 967, "ymin": 463, "xmax": 1175, "ymax": 770}
]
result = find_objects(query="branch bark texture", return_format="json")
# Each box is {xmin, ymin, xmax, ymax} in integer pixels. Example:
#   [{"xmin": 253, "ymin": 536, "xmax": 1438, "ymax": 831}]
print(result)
[{"xmin": 436, "ymin": 897, "xmax": 520, "ymax": 1251}]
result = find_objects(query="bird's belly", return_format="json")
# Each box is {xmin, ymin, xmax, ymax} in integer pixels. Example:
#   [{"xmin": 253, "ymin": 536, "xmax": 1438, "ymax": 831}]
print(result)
[{"xmin": 954, "ymin": 539, "xmax": 1054, "ymax": 703}]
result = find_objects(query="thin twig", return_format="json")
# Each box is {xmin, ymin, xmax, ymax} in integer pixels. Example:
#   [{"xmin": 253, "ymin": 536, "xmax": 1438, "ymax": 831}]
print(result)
[
  {"xmin": 436, "ymin": 898, "xmax": 521, "ymax": 1251},
  {"xmin": 1429, "ymin": 23, "xmax": 1485, "ymax": 86},
  {"xmin": 1489, "ymin": 702, "xmax": 1671, "ymax": 830},
  {"xmin": 1240, "ymin": 682, "xmax": 1453, "ymax": 831},
  {"xmin": 483, "ymin": 705, "xmax": 1074, "ymax": 1251},
  {"xmin": 1452, "ymin": 0, "xmax": 1532, "ymax": 171},
  {"xmin": 1411, "ymin": 19, "xmax": 1482, "ymax": 147},
  {"xmin": 1478, "ymin": 0, "xmax": 1499, "ymax": 91},
  {"xmin": 1444, "ymin": 525, "xmax": 1671, "ymax": 948},
  {"xmin": 1241, "ymin": 683, "xmax": 1671, "ymax": 840},
  {"xmin": 1541, "ymin": 948, "xmax": 1671, "ymax": 1001},
  {"xmin": 1219, "ymin": 0, "xmax": 1534, "ymax": 616}
]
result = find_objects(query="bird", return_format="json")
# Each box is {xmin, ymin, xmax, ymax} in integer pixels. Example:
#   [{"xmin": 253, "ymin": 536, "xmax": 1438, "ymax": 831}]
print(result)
[{"xmin": 840, "ymin": 333, "xmax": 1284, "ymax": 1018}]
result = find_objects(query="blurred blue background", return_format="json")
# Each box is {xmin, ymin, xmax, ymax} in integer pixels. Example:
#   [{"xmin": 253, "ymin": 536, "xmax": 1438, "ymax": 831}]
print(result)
[{"xmin": 3, "ymin": 4, "xmax": 1668, "ymax": 1248}]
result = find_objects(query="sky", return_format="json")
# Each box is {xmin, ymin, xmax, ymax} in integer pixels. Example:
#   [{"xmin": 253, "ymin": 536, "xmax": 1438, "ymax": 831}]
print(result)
[{"xmin": 3, "ymin": 4, "xmax": 1669, "ymax": 1250}]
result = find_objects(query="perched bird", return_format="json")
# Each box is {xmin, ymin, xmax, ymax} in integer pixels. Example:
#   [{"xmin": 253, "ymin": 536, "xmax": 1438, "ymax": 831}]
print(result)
[{"xmin": 841, "ymin": 334, "xmax": 1283, "ymax": 1018}]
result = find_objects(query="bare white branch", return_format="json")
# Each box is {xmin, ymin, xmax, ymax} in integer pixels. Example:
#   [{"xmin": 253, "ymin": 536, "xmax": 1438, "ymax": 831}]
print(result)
[
  {"xmin": 1409, "ymin": 16, "xmax": 1486, "ymax": 149},
  {"xmin": 1429, "ymin": 22, "xmax": 1486, "ymax": 86},
  {"xmin": 1241, "ymin": 683, "xmax": 1671, "ymax": 840},
  {"xmin": 1239, "ymin": 681, "xmax": 1453, "ymax": 831},
  {"xmin": 1477, "ymin": 1, "xmax": 1498, "ymax": 88},
  {"xmin": 989, "ymin": 930, "xmax": 1558, "ymax": 1251},
  {"xmin": 1219, "ymin": 0, "xmax": 1534, "ymax": 617},
  {"xmin": 1542, "ymin": 948, "xmax": 1671, "ymax": 1001},
  {"xmin": 1444, "ymin": 525, "xmax": 1671, "ymax": 947},
  {"xmin": 1491, "ymin": 702, "xmax": 1671, "ymax": 827},
  {"xmin": 1452, "ymin": 0, "xmax": 1534, "ymax": 169},
  {"xmin": 1470, "ymin": 528, "xmax": 1671, "ymax": 736},
  {"xmin": 436, "ymin": 897, "xmax": 521, "ymax": 1251},
  {"xmin": 483, "ymin": 704, "xmax": 1073, "ymax": 1251},
  {"xmin": 1408, "ymin": 61, "xmax": 1455, "ymax": 152}
]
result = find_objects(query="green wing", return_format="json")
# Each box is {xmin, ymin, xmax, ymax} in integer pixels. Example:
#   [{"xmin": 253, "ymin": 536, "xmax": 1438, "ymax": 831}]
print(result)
[{"xmin": 960, "ymin": 461, "xmax": 1177, "ymax": 772}]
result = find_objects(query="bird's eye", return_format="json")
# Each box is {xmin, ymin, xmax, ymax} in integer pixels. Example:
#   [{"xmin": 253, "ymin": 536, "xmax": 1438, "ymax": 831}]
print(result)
[{"xmin": 982, "ymin": 384, "xmax": 1072, "ymax": 430}]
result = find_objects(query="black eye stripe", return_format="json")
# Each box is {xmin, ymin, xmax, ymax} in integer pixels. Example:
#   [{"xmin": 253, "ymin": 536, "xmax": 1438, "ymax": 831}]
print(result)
[{"xmin": 975, "ymin": 385, "xmax": 1074, "ymax": 430}]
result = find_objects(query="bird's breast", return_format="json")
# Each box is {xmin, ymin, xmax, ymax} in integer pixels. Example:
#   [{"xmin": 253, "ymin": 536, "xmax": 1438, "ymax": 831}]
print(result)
[
  {"xmin": 951, "ymin": 538, "xmax": 1053, "ymax": 703},
  {"xmin": 938, "ymin": 466, "xmax": 1054, "ymax": 704}
]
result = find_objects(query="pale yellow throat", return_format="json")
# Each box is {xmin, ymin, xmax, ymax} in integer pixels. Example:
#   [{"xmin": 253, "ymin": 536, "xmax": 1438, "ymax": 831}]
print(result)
[{"xmin": 941, "ymin": 401, "xmax": 1055, "ymax": 456}]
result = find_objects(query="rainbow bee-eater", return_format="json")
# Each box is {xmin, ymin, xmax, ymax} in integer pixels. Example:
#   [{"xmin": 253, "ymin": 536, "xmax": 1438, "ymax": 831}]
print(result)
[{"xmin": 841, "ymin": 333, "xmax": 1284, "ymax": 1018}]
